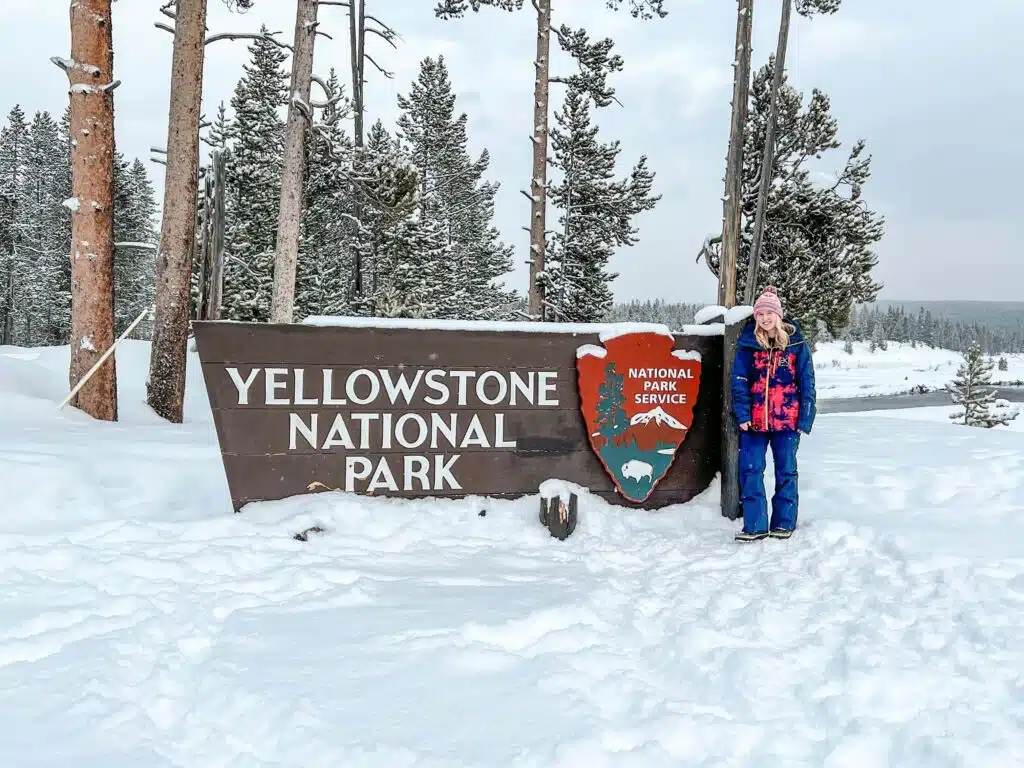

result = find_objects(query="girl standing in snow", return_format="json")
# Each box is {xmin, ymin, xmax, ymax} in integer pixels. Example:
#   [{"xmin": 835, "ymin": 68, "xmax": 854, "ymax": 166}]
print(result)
[{"xmin": 731, "ymin": 286, "xmax": 816, "ymax": 541}]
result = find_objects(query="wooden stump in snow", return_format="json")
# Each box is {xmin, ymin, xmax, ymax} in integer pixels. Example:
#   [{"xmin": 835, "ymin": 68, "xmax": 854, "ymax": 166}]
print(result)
[{"xmin": 538, "ymin": 482, "xmax": 579, "ymax": 541}]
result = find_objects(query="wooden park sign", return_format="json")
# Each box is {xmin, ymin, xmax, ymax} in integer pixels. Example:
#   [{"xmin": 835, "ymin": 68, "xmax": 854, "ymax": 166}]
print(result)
[{"xmin": 192, "ymin": 317, "xmax": 723, "ymax": 512}]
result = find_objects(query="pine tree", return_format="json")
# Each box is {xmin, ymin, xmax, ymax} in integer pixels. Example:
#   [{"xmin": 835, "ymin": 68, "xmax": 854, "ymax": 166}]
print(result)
[
  {"xmin": 295, "ymin": 69, "xmax": 356, "ymax": 319},
  {"xmin": 113, "ymin": 157, "xmax": 158, "ymax": 334},
  {"xmin": 0, "ymin": 105, "xmax": 30, "ymax": 345},
  {"xmin": 948, "ymin": 343, "xmax": 1014, "ymax": 428},
  {"xmin": 221, "ymin": 28, "xmax": 288, "ymax": 321},
  {"xmin": 700, "ymin": 63, "xmax": 884, "ymax": 340},
  {"xmin": 349, "ymin": 120, "xmax": 420, "ymax": 315},
  {"xmin": 998, "ymin": 356, "xmax": 1008, "ymax": 372},
  {"xmin": 395, "ymin": 55, "xmax": 514, "ymax": 320},
  {"xmin": 542, "ymin": 56, "xmax": 659, "ymax": 323},
  {"xmin": 18, "ymin": 110, "xmax": 67, "ymax": 345}
]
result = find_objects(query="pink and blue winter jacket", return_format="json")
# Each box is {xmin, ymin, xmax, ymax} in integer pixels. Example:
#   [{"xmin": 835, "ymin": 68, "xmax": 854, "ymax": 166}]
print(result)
[{"xmin": 731, "ymin": 318, "xmax": 816, "ymax": 433}]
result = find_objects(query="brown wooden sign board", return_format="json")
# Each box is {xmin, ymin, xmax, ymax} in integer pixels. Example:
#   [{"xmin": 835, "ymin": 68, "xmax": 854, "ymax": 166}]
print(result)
[{"xmin": 192, "ymin": 319, "xmax": 723, "ymax": 512}]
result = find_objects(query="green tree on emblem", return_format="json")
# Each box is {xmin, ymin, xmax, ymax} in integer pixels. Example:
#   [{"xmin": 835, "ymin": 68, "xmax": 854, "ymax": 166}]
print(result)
[{"xmin": 595, "ymin": 362, "xmax": 629, "ymax": 440}]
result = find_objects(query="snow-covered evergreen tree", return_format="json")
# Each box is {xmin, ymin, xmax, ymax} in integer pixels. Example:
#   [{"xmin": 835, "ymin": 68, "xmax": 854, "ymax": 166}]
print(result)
[
  {"xmin": 395, "ymin": 56, "xmax": 514, "ymax": 320},
  {"xmin": 948, "ymin": 342, "xmax": 1014, "ymax": 428},
  {"xmin": 113, "ymin": 157, "xmax": 158, "ymax": 334},
  {"xmin": 349, "ymin": 121, "xmax": 421, "ymax": 316},
  {"xmin": 0, "ymin": 100, "xmax": 152, "ymax": 348},
  {"xmin": 16, "ymin": 110, "xmax": 71, "ymax": 345},
  {"xmin": 701, "ymin": 62, "xmax": 884, "ymax": 340},
  {"xmin": 221, "ymin": 29, "xmax": 288, "ymax": 321},
  {"xmin": 542, "ymin": 33, "xmax": 659, "ymax": 323},
  {"xmin": 998, "ymin": 356, "xmax": 1008, "ymax": 372},
  {"xmin": 0, "ymin": 105, "xmax": 30, "ymax": 345},
  {"xmin": 295, "ymin": 68, "xmax": 356, "ymax": 319}
]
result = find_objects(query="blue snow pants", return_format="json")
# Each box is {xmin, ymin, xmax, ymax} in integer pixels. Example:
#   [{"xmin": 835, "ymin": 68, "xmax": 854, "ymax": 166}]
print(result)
[{"xmin": 739, "ymin": 430, "xmax": 800, "ymax": 534}]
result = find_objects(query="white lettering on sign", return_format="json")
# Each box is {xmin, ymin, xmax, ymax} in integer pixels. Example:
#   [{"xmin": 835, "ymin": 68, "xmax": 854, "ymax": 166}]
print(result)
[
  {"xmin": 231, "ymin": 366, "xmax": 561, "ymax": 493},
  {"xmin": 633, "ymin": 393, "xmax": 688, "ymax": 405},
  {"xmin": 226, "ymin": 367, "xmax": 561, "ymax": 408}
]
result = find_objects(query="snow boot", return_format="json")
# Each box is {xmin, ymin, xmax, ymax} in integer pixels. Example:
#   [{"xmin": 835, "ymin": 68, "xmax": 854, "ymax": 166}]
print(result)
[
  {"xmin": 735, "ymin": 529, "xmax": 768, "ymax": 542},
  {"xmin": 769, "ymin": 528, "xmax": 794, "ymax": 539}
]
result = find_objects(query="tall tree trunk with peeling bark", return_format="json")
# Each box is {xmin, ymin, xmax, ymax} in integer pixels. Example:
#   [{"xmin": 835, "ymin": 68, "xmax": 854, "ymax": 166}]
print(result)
[
  {"xmin": 720, "ymin": 0, "xmax": 753, "ymax": 309},
  {"xmin": 271, "ymin": 0, "xmax": 318, "ymax": 323},
  {"xmin": 59, "ymin": 0, "xmax": 118, "ymax": 421},
  {"xmin": 147, "ymin": 0, "xmax": 208, "ymax": 423},
  {"xmin": 719, "ymin": 0, "xmax": 754, "ymax": 521},
  {"xmin": 528, "ymin": 0, "xmax": 552, "ymax": 320}
]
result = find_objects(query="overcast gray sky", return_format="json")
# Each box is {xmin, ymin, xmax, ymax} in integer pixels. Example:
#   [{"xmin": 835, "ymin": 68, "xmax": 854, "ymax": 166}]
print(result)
[{"xmin": 3, "ymin": 0, "xmax": 1021, "ymax": 303}]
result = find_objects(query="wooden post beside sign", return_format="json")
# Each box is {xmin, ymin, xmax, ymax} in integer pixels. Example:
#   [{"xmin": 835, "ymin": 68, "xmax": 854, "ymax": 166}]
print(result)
[{"xmin": 192, "ymin": 318, "xmax": 724, "ymax": 512}]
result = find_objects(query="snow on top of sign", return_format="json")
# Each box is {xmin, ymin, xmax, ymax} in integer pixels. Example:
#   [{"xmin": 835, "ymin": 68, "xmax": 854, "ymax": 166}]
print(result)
[
  {"xmin": 597, "ymin": 322, "xmax": 675, "ymax": 342},
  {"xmin": 672, "ymin": 350, "xmax": 702, "ymax": 362},
  {"xmin": 304, "ymin": 316, "xmax": 671, "ymax": 336},
  {"xmin": 694, "ymin": 305, "xmax": 727, "ymax": 324},
  {"xmin": 726, "ymin": 305, "xmax": 754, "ymax": 325},
  {"xmin": 684, "ymin": 323, "xmax": 724, "ymax": 336},
  {"xmin": 576, "ymin": 344, "xmax": 607, "ymax": 359},
  {"xmin": 302, "ymin": 315, "xmax": 724, "ymax": 337}
]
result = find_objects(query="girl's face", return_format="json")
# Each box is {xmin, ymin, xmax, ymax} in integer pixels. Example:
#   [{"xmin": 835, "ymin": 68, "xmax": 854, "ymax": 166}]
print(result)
[{"xmin": 755, "ymin": 310, "xmax": 778, "ymax": 332}]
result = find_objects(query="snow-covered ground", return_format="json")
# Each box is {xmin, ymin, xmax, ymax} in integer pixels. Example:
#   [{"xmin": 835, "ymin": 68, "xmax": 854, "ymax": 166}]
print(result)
[
  {"xmin": 848, "ymin": 403, "xmax": 1024, "ymax": 432},
  {"xmin": 1, "ymin": 341, "xmax": 1023, "ymax": 766},
  {"xmin": 813, "ymin": 340, "xmax": 1024, "ymax": 399}
]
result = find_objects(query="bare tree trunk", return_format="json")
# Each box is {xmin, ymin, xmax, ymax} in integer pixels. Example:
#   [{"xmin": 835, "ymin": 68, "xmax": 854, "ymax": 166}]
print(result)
[
  {"xmin": 147, "ymin": 0, "xmax": 208, "ymax": 423},
  {"xmin": 719, "ymin": 0, "xmax": 754, "ymax": 522},
  {"xmin": 210, "ymin": 150, "xmax": 226, "ymax": 320},
  {"xmin": 348, "ymin": 0, "xmax": 365, "ymax": 302},
  {"xmin": 63, "ymin": 0, "xmax": 118, "ymax": 421},
  {"xmin": 528, "ymin": 0, "xmax": 552, "ymax": 320},
  {"xmin": 271, "ymin": 0, "xmax": 318, "ymax": 324},
  {"xmin": 349, "ymin": 0, "xmax": 365, "ymax": 150},
  {"xmin": 744, "ymin": 0, "xmax": 792, "ymax": 304},
  {"xmin": 720, "ymin": 0, "xmax": 753, "ymax": 308}
]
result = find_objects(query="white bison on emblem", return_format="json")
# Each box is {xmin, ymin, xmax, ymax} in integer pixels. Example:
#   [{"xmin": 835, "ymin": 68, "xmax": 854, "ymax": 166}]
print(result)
[{"xmin": 620, "ymin": 459, "xmax": 654, "ymax": 483}]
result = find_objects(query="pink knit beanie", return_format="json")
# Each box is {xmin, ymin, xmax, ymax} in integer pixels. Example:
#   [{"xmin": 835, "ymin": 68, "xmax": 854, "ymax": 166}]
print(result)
[{"xmin": 753, "ymin": 285, "xmax": 783, "ymax": 319}]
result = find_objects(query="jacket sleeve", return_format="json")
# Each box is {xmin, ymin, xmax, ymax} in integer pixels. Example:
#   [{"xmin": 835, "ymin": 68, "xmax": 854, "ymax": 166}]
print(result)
[
  {"xmin": 796, "ymin": 342, "xmax": 817, "ymax": 433},
  {"xmin": 731, "ymin": 345, "xmax": 753, "ymax": 425}
]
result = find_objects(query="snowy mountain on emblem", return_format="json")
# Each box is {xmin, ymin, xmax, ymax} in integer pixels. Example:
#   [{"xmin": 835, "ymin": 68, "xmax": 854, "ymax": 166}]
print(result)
[{"xmin": 629, "ymin": 407, "xmax": 686, "ymax": 430}]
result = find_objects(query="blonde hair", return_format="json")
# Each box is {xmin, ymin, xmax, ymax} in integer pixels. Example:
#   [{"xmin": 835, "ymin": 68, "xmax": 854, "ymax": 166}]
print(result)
[{"xmin": 755, "ymin": 314, "xmax": 795, "ymax": 349}]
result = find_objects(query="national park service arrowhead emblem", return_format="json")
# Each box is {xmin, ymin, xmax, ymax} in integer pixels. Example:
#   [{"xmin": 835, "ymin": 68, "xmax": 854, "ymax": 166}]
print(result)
[{"xmin": 576, "ymin": 330, "xmax": 702, "ymax": 503}]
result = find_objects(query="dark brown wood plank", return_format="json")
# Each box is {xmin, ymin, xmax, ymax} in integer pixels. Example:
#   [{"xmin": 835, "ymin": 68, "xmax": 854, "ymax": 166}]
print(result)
[{"xmin": 219, "ymin": 448, "xmax": 719, "ymax": 508}]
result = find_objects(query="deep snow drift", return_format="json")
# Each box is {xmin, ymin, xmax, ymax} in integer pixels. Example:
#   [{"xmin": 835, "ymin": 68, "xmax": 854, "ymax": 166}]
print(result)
[{"xmin": 0, "ymin": 341, "xmax": 1022, "ymax": 766}]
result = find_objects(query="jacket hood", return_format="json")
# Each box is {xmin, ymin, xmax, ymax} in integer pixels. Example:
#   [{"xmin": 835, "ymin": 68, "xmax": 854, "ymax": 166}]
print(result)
[{"xmin": 737, "ymin": 316, "xmax": 806, "ymax": 349}]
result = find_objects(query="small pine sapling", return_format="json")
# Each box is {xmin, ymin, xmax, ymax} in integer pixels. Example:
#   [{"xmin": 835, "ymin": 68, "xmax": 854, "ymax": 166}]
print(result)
[{"xmin": 947, "ymin": 342, "xmax": 1014, "ymax": 428}]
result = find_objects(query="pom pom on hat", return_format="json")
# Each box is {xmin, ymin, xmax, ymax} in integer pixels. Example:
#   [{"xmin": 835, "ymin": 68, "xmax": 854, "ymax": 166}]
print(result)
[{"xmin": 753, "ymin": 285, "xmax": 784, "ymax": 318}]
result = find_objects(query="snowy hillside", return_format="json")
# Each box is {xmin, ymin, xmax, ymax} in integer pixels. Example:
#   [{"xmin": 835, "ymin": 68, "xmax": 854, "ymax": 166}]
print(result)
[
  {"xmin": 813, "ymin": 340, "xmax": 1024, "ymax": 398},
  {"xmin": 1, "ymin": 342, "xmax": 1022, "ymax": 765}
]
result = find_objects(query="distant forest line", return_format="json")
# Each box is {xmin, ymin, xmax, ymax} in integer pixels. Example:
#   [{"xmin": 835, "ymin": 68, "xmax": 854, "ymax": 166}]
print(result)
[{"xmin": 605, "ymin": 300, "xmax": 1024, "ymax": 355}]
